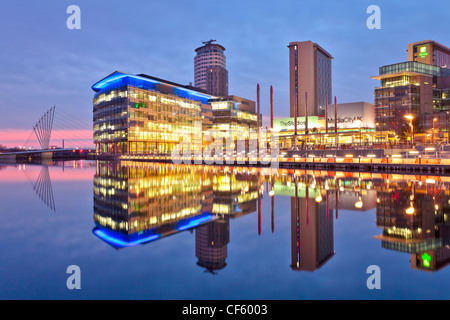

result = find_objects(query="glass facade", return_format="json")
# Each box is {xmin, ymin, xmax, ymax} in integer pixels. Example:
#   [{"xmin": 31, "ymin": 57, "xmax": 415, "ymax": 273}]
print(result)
[
  {"xmin": 93, "ymin": 72, "xmax": 214, "ymax": 155},
  {"xmin": 209, "ymin": 98, "xmax": 258, "ymax": 153},
  {"xmin": 374, "ymin": 60, "xmax": 450, "ymax": 136},
  {"xmin": 93, "ymin": 72, "xmax": 257, "ymax": 156},
  {"xmin": 374, "ymin": 84, "xmax": 420, "ymax": 133},
  {"xmin": 316, "ymin": 49, "xmax": 333, "ymax": 116},
  {"xmin": 379, "ymin": 61, "xmax": 446, "ymax": 77}
]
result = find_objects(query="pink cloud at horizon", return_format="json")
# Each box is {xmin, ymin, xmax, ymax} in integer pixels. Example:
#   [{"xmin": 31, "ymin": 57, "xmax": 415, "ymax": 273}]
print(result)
[
  {"xmin": 0, "ymin": 129, "xmax": 94, "ymax": 148},
  {"xmin": 1, "ymin": 117, "xmax": 290, "ymax": 148}
]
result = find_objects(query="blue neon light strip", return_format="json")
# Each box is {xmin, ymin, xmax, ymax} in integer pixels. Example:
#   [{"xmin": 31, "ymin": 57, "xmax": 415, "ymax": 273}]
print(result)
[
  {"xmin": 93, "ymin": 213, "xmax": 213, "ymax": 248},
  {"xmin": 93, "ymin": 229, "xmax": 160, "ymax": 248},
  {"xmin": 92, "ymin": 72, "xmax": 160, "ymax": 92},
  {"xmin": 92, "ymin": 72, "xmax": 214, "ymax": 103},
  {"xmin": 173, "ymin": 87, "xmax": 213, "ymax": 103},
  {"xmin": 176, "ymin": 214, "xmax": 214, "ymax": 231}
]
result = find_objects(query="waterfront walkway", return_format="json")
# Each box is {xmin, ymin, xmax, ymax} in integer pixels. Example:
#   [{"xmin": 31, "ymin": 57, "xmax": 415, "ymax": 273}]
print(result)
[
  {"xmin": 3, "ymin": 149, "xmax": 450, "ymax": 175},
  {"xmin": 118, "ymin": 154, "xmax": 450, "ymax": 176}
]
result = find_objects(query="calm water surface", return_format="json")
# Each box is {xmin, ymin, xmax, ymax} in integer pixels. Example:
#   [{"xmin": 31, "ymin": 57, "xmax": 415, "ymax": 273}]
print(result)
[{"xmin": 0, "ymin": 160, "xmax": 449, "ymax": 300}]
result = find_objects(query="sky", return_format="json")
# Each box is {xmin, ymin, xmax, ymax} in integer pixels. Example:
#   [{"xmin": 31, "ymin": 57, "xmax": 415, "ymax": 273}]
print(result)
[{"xmin": 0, "ymin": 0, "xmax": 449, "ymax": 147}]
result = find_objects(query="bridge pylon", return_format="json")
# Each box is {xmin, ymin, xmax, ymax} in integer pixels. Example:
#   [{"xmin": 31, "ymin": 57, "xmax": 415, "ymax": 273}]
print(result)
[{"xmin": 33, "ymin": 106, "xmax": 56, "ymax": 150}]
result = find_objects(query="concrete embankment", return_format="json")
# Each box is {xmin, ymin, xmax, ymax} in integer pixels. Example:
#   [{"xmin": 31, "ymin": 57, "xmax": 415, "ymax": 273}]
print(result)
[
  {"xmin": 118, "ymin": 155, "xmax": 450, "ymax": 175},
  {"xmin": 3, "ymin": 152, "xmax": 450, "ymax": 176}
]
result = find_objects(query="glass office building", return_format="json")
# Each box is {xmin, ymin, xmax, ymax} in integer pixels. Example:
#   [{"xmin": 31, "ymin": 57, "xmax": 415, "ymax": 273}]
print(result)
[
  {"xmin": 209, "ymin": 95, "xmax": 258, "ymax": 153},
  {"xmin": 373, "ymin": 61, "xmax": 450, "ymax": 137},
  {"xmin": 92, "ymin": 71, "xmax": 215, "ymax": 155},
  {"xmin": 372, "ymin": 41, "xmax": 450, "ymax": 140},
  {"xmin": 92, "ymin": 71, "xmax": 257, "ymax": 156}
]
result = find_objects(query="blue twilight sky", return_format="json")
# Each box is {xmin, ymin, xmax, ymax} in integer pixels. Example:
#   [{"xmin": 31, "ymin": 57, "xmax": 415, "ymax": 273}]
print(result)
[{"xmin": 0, "ymin": 0, "xmax": 449, "ymax": 134}]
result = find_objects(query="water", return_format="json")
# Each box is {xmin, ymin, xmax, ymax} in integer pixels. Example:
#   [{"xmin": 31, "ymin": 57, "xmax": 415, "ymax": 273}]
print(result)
[{"xmin": 0, "ymin": 160, "xmax": 449, "ymax": 300}]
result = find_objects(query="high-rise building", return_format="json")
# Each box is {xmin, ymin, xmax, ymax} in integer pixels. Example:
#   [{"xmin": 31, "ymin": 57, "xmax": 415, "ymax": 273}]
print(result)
[
  {"xmin": 372, "ymin": 40, "xmax": 450, "ymax": 139},
  {"xmin": 288, "ymin": 41, "xmax": 333, "ymax": 118},
  {"xmin": 194, "ymin": 40, "xmax": 229, "ymax": 97}
]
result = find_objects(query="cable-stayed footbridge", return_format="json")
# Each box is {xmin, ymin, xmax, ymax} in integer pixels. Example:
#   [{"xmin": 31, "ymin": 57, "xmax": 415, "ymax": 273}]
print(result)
[{"xmin": 0, "ymin": 106, "xmax": 94, "ymax": 162}]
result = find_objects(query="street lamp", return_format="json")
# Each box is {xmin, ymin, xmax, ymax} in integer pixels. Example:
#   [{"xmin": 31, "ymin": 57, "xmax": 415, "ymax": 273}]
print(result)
[
  {"xmin": 405, "ymin": 115, "xmax": 414, "ymax": 146},
  {"xmin": 405, "ymin": 206, "xmax": 415, "ymax": 215}
]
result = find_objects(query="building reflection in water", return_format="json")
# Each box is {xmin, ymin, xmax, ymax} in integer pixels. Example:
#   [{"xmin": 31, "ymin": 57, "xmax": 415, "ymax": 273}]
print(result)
[
  {"xmin": 92, "ymin": 161, "xmax": 259, "ymax": 274},
  {"xmin": 374, "ymin": 175, "xmax": 450, "ymax": 272},
  {"xmin": 280, "ymin": 171, "xmax": 377, "ymax": 272},
  {"xmin": 92, "ymin": 161, "xmax": 450, "ymax": 274},
  {"xmin": 93, "ymin": 161, "xmax": 215, "ymax": 249},
  {"xmin": 195, "ymin": 219, "xmax": 229, "ymax": 274}
]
